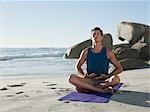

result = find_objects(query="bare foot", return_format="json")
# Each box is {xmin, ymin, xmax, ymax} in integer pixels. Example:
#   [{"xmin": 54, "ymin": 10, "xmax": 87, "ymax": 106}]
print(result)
[
  {"xmin": 96, "ymin": 83, "xmax": 111, "ymax": 89},
  {"xmin": 97, "ymin": 88, "xmax": 113, "ymax": 94},
  {"xmin": 103, "ymin": 88, "xmax": 113, "ymax": 94},
  {"xmin": 96, "ymin": 84, "xmax": 109, "ymax": 89}
]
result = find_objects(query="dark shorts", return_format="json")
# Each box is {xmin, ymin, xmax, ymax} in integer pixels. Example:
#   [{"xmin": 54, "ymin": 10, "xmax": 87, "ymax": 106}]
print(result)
[{"xmin": 88, "ymin": 79, "xmax": 105, "ymax": 86}]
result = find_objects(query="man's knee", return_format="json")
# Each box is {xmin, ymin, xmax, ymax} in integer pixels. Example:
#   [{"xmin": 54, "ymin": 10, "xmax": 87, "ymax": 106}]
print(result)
[
  {"xmin": 76, "ymin": 87, "xmax": 81, "ymax": 92},
  {"xmin": 110, "ymin": 75, "xmax": 120, "ymax": 86},
  {"xmin": 114, "ymin": 75, "xmax": 120, "ymax": 82},
  {"xmin": 68, "ymin": 74, "xmax": 77, "ymax": 84}
]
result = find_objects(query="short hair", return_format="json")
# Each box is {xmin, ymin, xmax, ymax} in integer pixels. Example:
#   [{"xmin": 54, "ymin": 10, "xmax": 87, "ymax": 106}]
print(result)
[{"xmin": 91, "ymin": 27, "xmax": 103, "ymax": 36}]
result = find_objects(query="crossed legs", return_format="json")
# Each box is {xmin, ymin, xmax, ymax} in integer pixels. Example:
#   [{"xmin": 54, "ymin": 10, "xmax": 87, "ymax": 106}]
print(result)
[{"xmin": 68, "ymin": 74, "xmax": 120, "ymax": 93}]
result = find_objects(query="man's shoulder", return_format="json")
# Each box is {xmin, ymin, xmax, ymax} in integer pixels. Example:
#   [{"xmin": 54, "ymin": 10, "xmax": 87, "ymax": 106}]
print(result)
[
  {"xmin": 106, "ymin": 47, "xmax": 115, "ymax": 59},
  {"xmin": 82, "ymin": 46, "xmax": 92, "ymax": 52},
  {"xmin": 80, "ymin": 46, "xmax": 92, "ymax": 58}
]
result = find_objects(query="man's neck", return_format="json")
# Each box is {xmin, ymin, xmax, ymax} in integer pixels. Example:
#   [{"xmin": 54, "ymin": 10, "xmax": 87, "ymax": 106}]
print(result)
[{"xmin": 92, "ymin": 42, "xmax": 103, "ymax": 52}]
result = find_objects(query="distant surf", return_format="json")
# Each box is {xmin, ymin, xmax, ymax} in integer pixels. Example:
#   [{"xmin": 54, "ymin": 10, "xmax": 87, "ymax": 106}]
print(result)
[{"xmin": 0, "ymin": 48, "xmax": 67, "ymax": 61}]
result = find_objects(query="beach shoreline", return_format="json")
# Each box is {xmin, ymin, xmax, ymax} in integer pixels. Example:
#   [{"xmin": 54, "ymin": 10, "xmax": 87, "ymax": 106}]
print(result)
[{"xmin": 0, "ymin": 68, "xmax": 149, "ymax": 112}]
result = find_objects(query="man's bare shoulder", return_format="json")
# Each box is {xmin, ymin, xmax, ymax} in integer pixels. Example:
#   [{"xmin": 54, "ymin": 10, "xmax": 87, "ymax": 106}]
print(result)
[
  {"xmin": 82, "ymin": 46, "xmax": 92, "ymax": 54},
  {"xmin": 82, "ymin": 47, "xmax": 89, "ymax": 52},
  {"xmin": 80, "ymin": 47, "xmax": 91, "ymax": 59},
  {"xmin": 106, "ymin": 48, "xmax": 115, "ymax": 59}
]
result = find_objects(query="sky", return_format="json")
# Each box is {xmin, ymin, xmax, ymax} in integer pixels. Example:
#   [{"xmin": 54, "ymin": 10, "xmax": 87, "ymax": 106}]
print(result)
[{"xmin": 0, "ymin": 0, "xmax": 149, "ymax": 48}]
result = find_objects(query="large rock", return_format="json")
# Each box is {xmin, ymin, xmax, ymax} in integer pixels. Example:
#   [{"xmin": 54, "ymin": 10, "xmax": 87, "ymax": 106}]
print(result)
[
  {"xmin": 118, "ymin": 21, "xmax": 150, "ymax": 44},
  {"xmin": 113, "ymin": 43, "xmax": 132, "ymax": 50},
  {"xmin": 64, "ymin": 39, "xmax": 91, "ymax": 59},
  {"xmin": 139, "ymin": 44, "xmax": 150, "ymax": 61},
  {"xmin": 112, "ymin": 43, "xmax": 132, "ymax": 55},
  {"xmin": 64, "ymin": 33, "xmax": 113, "ymax": 59},
  {"xmin": 119, "ymin": 58, "xmax": 150, "ymax": 71},
  {"xmin": 116, "ymin": 48, "xmax": 139, "ymax": 60}
]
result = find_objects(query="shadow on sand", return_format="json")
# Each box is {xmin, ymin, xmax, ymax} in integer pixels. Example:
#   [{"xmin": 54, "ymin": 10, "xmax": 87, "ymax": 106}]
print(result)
[{"xmin": 111, "ymin": 90, "xmax": 150, "ymax": 108}]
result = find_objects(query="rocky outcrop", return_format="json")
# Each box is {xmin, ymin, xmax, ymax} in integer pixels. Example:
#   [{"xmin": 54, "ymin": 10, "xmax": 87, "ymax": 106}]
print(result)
[{"xmin": 113, "ymin": 21, "xmax": 150, "ymax": 70}]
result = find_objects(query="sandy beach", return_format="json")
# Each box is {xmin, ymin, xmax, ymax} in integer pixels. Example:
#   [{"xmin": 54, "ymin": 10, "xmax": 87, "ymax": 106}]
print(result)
[{"xmin": 0, "ymin": 68, "xmax": 149, "ymax": 112}]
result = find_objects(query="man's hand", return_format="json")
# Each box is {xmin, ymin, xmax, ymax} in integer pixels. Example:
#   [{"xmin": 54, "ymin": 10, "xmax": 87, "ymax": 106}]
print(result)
[
  {"xmin": 84, "ymin": 73, "xmax": 97, "ymax": 79},
  {"xmin": 93, "ymin": 74, "xmax": 109, "ymax": 80}
]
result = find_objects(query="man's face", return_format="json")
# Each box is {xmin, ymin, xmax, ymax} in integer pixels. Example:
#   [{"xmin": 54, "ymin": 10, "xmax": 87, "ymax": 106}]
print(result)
[{"xmin": 91, "ymin": 30, "xmax": 103, "ymax": 42}]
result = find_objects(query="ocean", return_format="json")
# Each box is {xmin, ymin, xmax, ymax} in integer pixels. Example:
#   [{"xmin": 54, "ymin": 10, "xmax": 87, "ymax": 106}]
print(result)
[{"xmin": 0, "ymin": 48, "xmax": 78, "ymax": 80}]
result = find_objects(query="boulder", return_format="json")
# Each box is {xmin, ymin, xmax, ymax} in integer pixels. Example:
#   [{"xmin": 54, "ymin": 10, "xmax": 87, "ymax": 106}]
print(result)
[
  {"xmin": 112, "ymin": 43, "xmax": 132, "ymax": 55},
  {"xmin": 119, "ymin": 58, "xmax": 150, "ymax": 71},
  {"xmin": 139, "ymin": 44, "xmax": 150, "ymax": 61},
  {"xmin": 118, "ymin": 21, "xmax": 150, "ymax": 44},
  {"xmin": 116, "ymin": 48, "xmax": 139, "ymax": 60}
]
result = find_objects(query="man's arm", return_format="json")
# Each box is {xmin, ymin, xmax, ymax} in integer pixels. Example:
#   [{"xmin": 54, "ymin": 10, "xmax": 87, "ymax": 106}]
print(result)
[
  {"xmin": 75, "ymin": 48, "xmax": 88, "ymax": 76},
  {"xmin": 106, "ymin": 49, "xmax": 123, "ymax": 78}
]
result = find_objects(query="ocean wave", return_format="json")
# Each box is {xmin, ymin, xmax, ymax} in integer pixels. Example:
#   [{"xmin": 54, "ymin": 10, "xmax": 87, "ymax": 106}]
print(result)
[{"xmin": 0, "ymin": 52, "xmax": 64, "ymax": 61}]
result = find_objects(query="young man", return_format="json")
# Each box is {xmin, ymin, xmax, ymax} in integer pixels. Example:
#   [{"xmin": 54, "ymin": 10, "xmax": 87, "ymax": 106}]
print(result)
[{"xmin": 69, "ymin": 27, "xmax": 123, "ymax": 93}]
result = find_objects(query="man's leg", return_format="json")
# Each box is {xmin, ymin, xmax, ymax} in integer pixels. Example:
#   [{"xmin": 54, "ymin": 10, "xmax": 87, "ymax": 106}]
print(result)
[
  {"xmin": 97, "ymin": 75, "xmax": 120, "ymax": 89},
  {"xmin": 76, "ymin": 87, "xmax": 93, "ymax": 93},
  {"xmin": 68, "ymin": 74, "xmax": 112, "ymax": 93}
]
